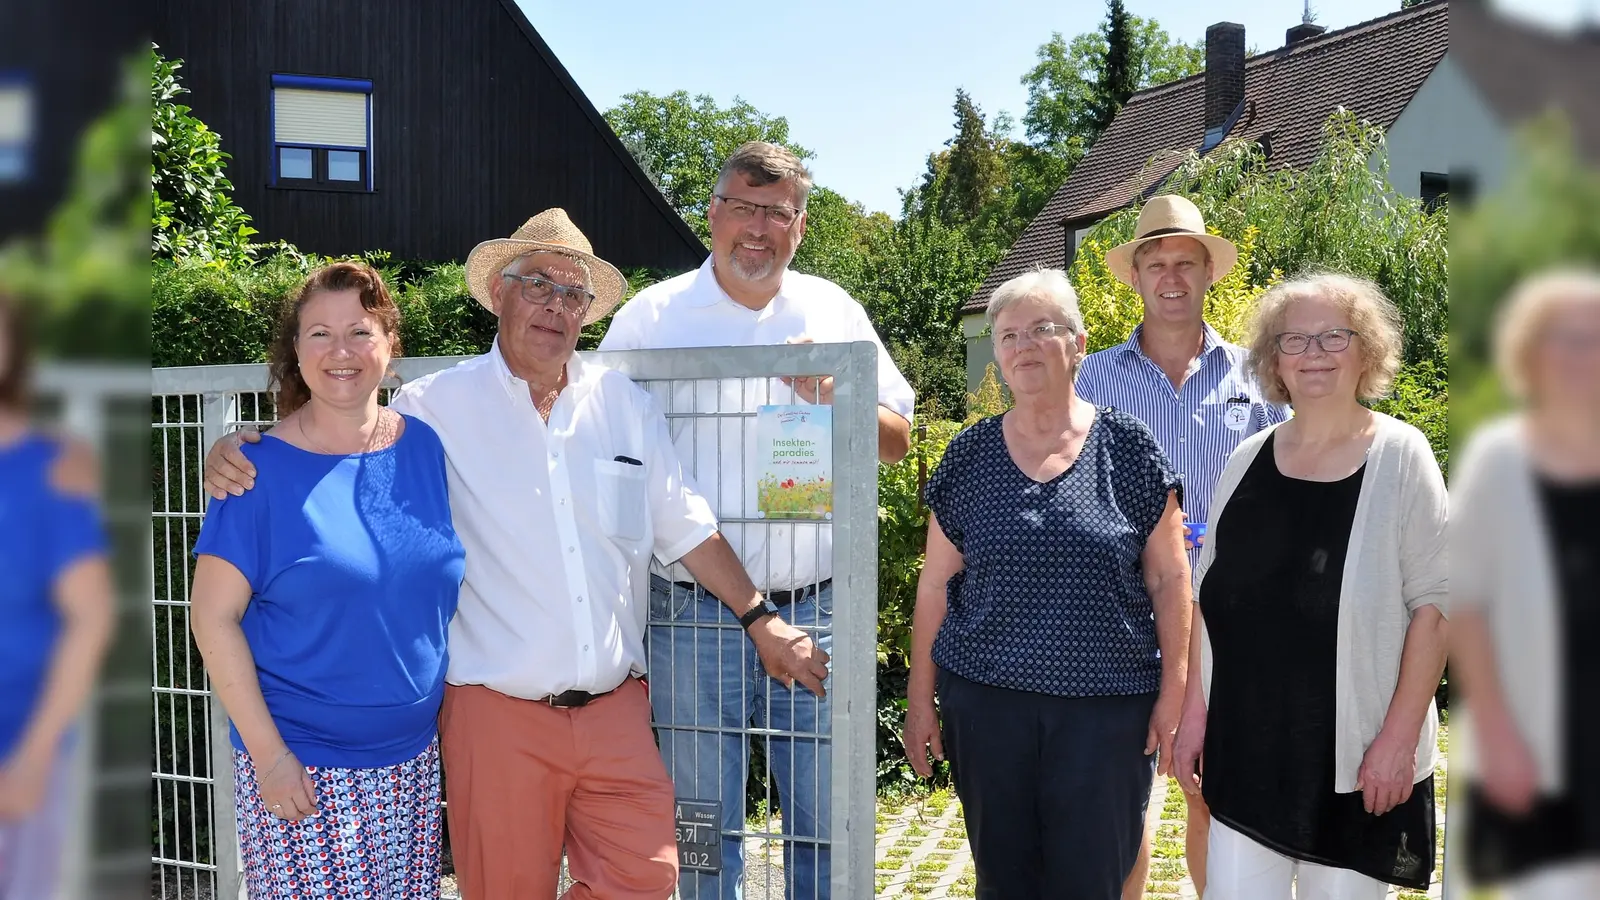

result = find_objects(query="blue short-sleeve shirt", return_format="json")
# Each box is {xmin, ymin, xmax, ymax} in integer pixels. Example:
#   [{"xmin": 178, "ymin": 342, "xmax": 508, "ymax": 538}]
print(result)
[
  {"xmin": 192, "ymin": 416, "xmax": 466, "ymax": 768},
  {"xmin": 0, "ymin": 434, "xmax": 109, "ymax": 758},
  {"xmin": 924, "ymin": 409, "xmax": 1182, "ymax": 697}
]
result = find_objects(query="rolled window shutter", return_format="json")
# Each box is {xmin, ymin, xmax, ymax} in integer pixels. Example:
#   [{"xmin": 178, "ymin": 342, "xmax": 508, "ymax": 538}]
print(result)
[
  {"xmin": 273, "ymin": 88, "xmax": 367, "ymax": 147},
  {"xmin": 0, "ymin": 85, "xmax": 32, "ymax": 144}
]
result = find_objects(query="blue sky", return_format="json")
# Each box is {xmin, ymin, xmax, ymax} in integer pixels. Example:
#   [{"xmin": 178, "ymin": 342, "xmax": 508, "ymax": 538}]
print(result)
[{"xmin": 520, "ymin": 0, "xmax": 1588, "ymax": 216}]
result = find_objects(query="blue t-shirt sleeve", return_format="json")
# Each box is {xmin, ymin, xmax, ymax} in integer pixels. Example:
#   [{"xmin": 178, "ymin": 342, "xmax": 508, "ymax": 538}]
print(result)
[
  {"xmin": 1112, "ymin": 413, "xmax": 1184, "ymax": 542},
  {"xmin": 192, "ymin": 448, "xmax": 271, "ymax": 590},
  {"xmin": 46, "ymin": 489, "xmax": 109, "ymax": 581}
]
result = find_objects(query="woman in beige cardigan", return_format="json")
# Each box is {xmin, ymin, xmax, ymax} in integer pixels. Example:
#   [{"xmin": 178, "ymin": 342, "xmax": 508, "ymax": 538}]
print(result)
[
  {"xmin": 1169, "ymin": 272, "xmax": 1448, "ymax": 899},
  {"xmin": 1450, "ymin": 268, "xmax": 1600, "ymax": 899}
]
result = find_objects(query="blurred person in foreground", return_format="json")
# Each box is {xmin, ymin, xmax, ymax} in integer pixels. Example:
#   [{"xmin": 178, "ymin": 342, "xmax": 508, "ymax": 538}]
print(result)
[
  {"xmin": 903, "ymin": 269, "xmax": 1192, "ymax": 898},
  {"xmin": 1451, "ymin": 268, "xmax": 1600, "ymax": 898},
  {"xmin": 0, "ymin": 294, "xmax": 116, "ymax": 899},
  {"xmin": 189, "ymin": 262, "xmax": 466, "ymax": 898},
  {"xmin": 1171, "ymin": 272, "xmax": 1448, "ymax": 898}
]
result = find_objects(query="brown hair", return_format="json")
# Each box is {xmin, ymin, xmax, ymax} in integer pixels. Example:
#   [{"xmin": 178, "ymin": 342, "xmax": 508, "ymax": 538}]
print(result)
[
  {"xmin": 269, "ymin": 261, "xmax": 402, "ymax": 417},
  {"xmin": 1246, "ymin": 271, "xmax": 1403, "ymax": 404},
  {"xmin": 715, "ymin": 141, "xmax": 814, "ymax": 208},
  {"xmin": 0, "ymin": 293, "xmax": 32, "ymax": 411}
]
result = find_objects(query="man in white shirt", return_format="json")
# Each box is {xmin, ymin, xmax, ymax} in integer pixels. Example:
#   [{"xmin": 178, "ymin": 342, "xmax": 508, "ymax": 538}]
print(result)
[
  {"xmin": 600, "ymin": 142, "xmax": 915, "ymax": 900},
  {"xmin": 201, "ymin": 209, "xmax": 830, "ymax": 899}
]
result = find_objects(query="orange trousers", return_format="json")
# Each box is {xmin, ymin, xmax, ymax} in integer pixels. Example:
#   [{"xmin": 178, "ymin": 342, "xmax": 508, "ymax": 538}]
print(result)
[{"xmin": 439, "ymin": 679, "xmax": 679, "ymax": 899}]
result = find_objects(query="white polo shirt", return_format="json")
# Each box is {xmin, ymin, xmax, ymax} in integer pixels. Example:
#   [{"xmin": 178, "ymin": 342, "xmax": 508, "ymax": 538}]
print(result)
[
  {"xmin": 599, "ymin": 257, "xmax": 915, "ymax": 591},
  {"xmin": 389, "ymin": 340, "xmax": 718, "ymax": 700}
]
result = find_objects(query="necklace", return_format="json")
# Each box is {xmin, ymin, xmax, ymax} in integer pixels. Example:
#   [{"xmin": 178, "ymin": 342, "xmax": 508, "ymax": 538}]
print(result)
[{"xmin": 297, "ymin": 407, "xmax": 395, "ymax": 455}]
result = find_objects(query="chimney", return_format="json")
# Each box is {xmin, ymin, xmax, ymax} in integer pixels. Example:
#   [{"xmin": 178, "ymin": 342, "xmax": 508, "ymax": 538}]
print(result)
[
  {"xmin": 1286, "ymin": 22, "xmax": 1327, "ymax": 46},
  {"xmin": 1205, "ymin": 23, "xmax": 1246, "ymax": 135}
]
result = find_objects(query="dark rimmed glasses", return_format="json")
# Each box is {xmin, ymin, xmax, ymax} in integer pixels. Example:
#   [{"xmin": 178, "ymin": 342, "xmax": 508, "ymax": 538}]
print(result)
[
  {"xmin": 714, "ymin": 194, "xmax": 802, "ymax": 229},
  {"xmin": 1275, "ymin": 328, "xmax": 1359, "ymax": 355}
]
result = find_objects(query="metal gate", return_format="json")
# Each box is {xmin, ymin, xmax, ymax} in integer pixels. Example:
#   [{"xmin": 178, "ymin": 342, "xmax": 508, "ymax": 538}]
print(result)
[{"xmin": 149, "ymin": 343, "xmax": 880, "ymax": 900}]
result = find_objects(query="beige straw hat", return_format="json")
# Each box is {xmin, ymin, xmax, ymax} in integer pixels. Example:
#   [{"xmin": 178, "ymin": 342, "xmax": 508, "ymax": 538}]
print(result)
[
  {"xmin": 463, "ymin": 209, "xmax": 628, "ymax": 326},
  {"xmin": 1105, "ymin": 194, "xmax": 1239, "ymax": 288}
]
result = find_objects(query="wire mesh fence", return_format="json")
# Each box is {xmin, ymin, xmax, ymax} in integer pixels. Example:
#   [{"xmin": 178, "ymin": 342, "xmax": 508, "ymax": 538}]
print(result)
[{"xmin": 148, "ymin": 344, "xmax": 879, "ymax": 900}]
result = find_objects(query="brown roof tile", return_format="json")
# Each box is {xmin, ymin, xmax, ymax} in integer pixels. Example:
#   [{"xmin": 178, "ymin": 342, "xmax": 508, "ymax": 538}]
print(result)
[
  {"xmin": 1451, "ymin": 2, "xmax": 1600, "ymax": 164},
  {"xmin": 964, "ymin": 2, "xmax": 1448, "ymax": 314}
]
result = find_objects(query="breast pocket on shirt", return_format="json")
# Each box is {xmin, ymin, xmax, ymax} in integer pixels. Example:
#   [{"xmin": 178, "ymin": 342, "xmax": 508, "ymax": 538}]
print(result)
[{"xmin": 595, "ymin": 459, "xmax": 649, "ymax": 544}]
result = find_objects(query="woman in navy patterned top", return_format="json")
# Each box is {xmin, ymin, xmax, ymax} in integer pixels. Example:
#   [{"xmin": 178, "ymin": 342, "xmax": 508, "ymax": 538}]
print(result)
[{"xmin": 903, "ymin": 269, "xmax": 1192, "ymax": 899}]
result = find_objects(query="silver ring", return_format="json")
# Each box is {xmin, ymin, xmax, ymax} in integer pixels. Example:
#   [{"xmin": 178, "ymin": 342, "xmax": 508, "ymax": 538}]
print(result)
[{"xmin": 271, "ymin": 804, "xmax": 281, "ymax": 809}]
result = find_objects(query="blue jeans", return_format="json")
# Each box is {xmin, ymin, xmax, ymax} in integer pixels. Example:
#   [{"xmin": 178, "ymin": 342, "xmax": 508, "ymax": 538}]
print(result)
[{"xmin": 648, "ymin": 576, "xmax": 833, "ymax": 900}]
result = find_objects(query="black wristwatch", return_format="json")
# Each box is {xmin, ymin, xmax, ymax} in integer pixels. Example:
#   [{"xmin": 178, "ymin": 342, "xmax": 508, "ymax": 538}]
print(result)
[{"xmin": 739, "ymin": 598, "xmax": 780, "ymax": 630}]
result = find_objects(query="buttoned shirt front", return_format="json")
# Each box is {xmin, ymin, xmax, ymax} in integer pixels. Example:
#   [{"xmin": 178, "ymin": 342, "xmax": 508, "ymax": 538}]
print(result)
[
  {"xmin": 389, "ymin": 340, "xmax": 718, "ymax": 700},
  {"xmin": 599, "ymin": 257, "xmax": 915, "ymax": 590},
  {"xmin": 1075, "ymin": 324, "xmax": 1290, "ymax": 573}
]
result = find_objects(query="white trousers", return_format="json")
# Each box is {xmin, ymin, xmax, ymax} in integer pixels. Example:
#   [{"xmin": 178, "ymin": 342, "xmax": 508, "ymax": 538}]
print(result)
[
  {"xmin": 1203, "ymin": 818, "xmax": 1389, "ymax": 900},
  {"xmin": 1501, "ymin": 860, "xmax": 1600, "ymax": 900}
]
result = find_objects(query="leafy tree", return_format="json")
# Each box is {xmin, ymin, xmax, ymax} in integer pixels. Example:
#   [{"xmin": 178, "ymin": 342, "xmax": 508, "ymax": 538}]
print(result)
[
  {"xmin": 0, "ymin": 50, "xmax": 150, "ymax": 360},
  {"xmin": 1021, "ymin": 16, "xmax": 1203, "ymax": 152},
  {"xmin": 1448, "ymin": 113, "xmax": 1600, "ymax": 441},
  {"xmin": 1082, "ymin": 0, "xmax": 1141, "ymax": 137},
  {"xmin": 150, "ymin": 45, "xmax": 256, "ymax": 265},
  {"xmin": 602, "ymin": 90, "xmax": 810, "ymax": 240}
]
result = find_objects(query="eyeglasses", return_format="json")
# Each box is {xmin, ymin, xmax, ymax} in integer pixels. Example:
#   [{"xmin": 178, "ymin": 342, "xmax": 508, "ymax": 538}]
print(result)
[
  {"xmin": 1275, "ymin": 328, "xmax": 1359, "ymax": 355},
  {"xmin": 714, "ymin": 194, "xmax": 801, "ymax": 229},
  {"xmin": 995, "ymin": 322, "xmax": 1075, "ymax": 350},
  {"xmin": 503, "ymin": 272, "xmax": 595, "ymax": 315}
]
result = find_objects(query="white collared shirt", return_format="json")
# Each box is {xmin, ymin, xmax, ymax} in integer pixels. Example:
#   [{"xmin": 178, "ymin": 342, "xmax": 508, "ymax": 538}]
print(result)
[
  {"xmin": 389, "ymin": 340, "xmax": 717, "ymax": 700},
  {"xmin": 599, "ymin": 257, "xmax": 915, "ymax": 590}
]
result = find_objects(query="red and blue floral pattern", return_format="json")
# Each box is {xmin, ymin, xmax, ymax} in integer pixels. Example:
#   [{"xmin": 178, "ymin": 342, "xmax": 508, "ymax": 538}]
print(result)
[{"xmin": 233, "ymin": 739, "xmax": 442, "ymax": 899}]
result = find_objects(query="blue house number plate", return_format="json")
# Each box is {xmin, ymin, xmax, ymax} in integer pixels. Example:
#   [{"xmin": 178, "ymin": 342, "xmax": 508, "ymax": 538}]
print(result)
[{"xmin": 675, "ymin": 799, "xmax": 722, "ymax": 874}]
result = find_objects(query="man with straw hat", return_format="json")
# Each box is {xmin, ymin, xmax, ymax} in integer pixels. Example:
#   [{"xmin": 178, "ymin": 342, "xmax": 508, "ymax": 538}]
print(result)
[
  {"xmin": 1081, "ymin": 193, "xmax": 1289, "ymax": 900},
  {"xmin": 201, "ymin": 208, "xmax": 830, "ymax": 899}
]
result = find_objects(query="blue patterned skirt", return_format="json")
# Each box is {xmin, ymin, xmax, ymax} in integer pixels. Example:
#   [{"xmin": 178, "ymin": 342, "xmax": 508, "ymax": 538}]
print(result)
[{"xmin": 233, "ymin": 738, "xmax": 443, "ymax": 899}]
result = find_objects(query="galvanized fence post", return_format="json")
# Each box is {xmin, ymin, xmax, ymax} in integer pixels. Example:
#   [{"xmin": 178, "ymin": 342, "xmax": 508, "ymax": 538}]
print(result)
[{"xmin": 200, "ymin": 390, "xmax": 243, "ymax": 900}]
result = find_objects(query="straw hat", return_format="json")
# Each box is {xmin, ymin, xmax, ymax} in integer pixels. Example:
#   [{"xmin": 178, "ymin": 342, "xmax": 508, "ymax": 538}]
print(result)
[
  {"xmin": 463, "ymin": 209, "xmax": 628, "ymax": 326},
  {"xmin": 1105, "ymin": 195, "xmax": 1238, "ymax": 288}
]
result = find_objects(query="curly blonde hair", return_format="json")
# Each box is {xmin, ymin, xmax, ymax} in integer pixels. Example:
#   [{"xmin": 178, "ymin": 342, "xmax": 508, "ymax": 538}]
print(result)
[
  {"xmin": 1246, "ymin": 272, "xmax": 1403, "ymax": 405},
  {"xmin": 1493, "ymin": 267, "xmax": 1600, "ymax": 403}
]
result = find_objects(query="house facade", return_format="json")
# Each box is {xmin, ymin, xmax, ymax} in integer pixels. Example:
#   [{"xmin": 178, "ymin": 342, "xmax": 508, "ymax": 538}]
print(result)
[
  {"xmin": 150, "ymin": 0, "xmax": 706, "ymax": 272},
  {"xmin": 961, "ymin": 2, "xmax": 1453, "ymax": 391}
]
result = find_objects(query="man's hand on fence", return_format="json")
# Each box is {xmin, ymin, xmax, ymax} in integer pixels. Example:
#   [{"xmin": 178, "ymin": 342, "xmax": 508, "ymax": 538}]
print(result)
[
  {"xmin": 205, "ymin": 428, "xmax": 262, "ymax": 500},
  {"xmin": 902, "ymin": 699, "xmax": 943, "ymax": 778},
  {"xmin": 779, "ymin": 336, "xmax": 834, "ymax": 405},
  {"xmin": 749, "ymin": 617, "xmax": 831, "ymax": 698}
]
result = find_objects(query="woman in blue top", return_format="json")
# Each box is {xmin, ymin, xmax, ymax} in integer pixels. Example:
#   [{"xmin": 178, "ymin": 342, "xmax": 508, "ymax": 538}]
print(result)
[
  {"xmin": 190, "ymin": 262, "xmax": 465, "ymax": 900},
  {"xmin": 0, "ymin": 294, "xmax": 116, "ymax": 900},
  {"xmin": 901, "ymin": 269, "xmax": 1192, "ymax": 899}
]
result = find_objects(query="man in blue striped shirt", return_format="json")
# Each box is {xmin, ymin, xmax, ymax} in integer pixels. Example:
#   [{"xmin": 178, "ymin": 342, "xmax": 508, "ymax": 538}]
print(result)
[{"xmin": 1076, "ymin": 195, "xmax": 1290, "ymax": 900}]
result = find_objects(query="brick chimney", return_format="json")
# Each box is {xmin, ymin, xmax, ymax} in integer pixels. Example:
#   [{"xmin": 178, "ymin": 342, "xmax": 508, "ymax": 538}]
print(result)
[
  {"xmin": 1286, "ymin": 22, "xmax": 1326, "ymax": 46},
  {"xmin": 1205, "ymin": 23, "xmax": 1246, "ymax": 134}
]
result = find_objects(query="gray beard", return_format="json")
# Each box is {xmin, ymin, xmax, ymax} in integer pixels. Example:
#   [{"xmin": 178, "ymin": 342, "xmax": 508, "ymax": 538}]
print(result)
[{"xmin": 725, "ymin": 248, "xmax": 779, "ymax": 282}]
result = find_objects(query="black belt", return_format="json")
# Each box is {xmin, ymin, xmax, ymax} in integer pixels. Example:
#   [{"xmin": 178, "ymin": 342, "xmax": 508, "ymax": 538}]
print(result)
[
  {"xmin": 539, "ymin": 684, "xmax": 621, "ymax": 709},
  {"xmin": 674, "ymin": 578, "xmax": 831, "ymax": 608}
]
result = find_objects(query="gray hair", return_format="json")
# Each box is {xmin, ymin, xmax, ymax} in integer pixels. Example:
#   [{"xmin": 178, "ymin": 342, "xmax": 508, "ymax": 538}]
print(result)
[
  {"xmin": 501, "ymin": 250, "xmax": 593, "ymax": 290},
  {"xmin": 986, "ymin": 268, "xmax": 1085, "ymax": 335},
  {"xmin": 714, "ymin": 141, "xmax": 814, "ymax": 209}
]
